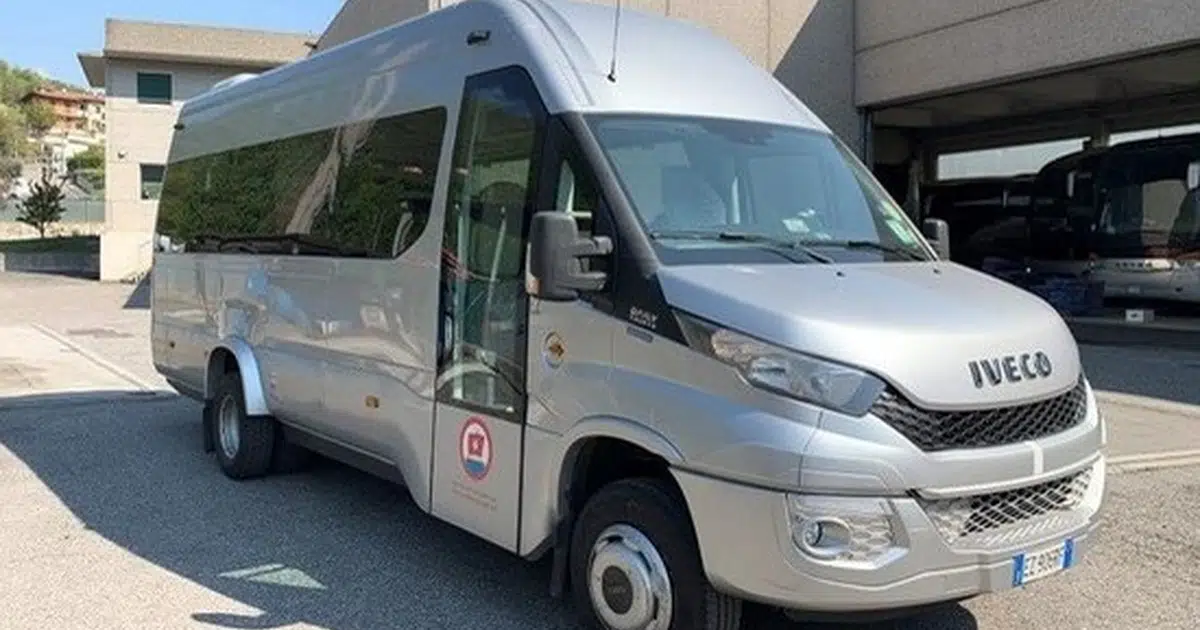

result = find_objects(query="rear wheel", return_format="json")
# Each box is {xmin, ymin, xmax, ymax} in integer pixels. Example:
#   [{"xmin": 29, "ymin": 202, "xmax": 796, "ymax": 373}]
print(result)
[
  {"xmin": 210, "ymin": 372, "xmax": 276, "ymax": 480},
  {"xmin": 570, "ymin": 477, "xmax": 742, "ymax": 630}
]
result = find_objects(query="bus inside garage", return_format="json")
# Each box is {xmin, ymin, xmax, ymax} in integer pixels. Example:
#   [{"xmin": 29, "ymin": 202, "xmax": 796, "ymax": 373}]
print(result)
[{"xmin": 868, "ymin": 44, "xmax": 1200, "ymax": 350}]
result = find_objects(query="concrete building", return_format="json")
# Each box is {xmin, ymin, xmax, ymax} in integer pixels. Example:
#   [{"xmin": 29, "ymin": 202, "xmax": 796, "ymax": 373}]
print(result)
[
  {"xmin": 318, "ymin": 0, "xmax": 1200, "ymax": 209},
  {"xmin": 77, "ymin": 19, "xmax": 315, "ymax": 281},
  {"xmin": 19, "ymin": 88, "xmax": 105, "ymax": 139}
]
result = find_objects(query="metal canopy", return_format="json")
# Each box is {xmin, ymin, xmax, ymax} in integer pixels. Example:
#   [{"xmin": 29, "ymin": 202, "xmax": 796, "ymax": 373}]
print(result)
[{"xmin": 872, "ymin": 44, "xmax": 1200, "ymax": 154}]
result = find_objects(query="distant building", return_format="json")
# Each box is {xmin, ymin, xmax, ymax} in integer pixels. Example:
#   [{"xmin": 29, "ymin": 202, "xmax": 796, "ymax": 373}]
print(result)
[
  {"xmin": 20, "ymin": 88, "xmax": 106, "ymax": 138},
  {"xmin": 19, "ymin": 88, "xmax": 106, "ymax": 180},
  {"xmin": 77, "ymin": 19, "xmax": 314, "ymax": 281}
]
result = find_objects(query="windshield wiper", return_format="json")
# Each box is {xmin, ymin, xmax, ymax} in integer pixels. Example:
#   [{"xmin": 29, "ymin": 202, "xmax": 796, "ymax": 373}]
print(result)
[
  {"xmin": 796, "ymin": 239, "xmax": 927, "ymax": 261},
  {"xmin": 649, "ymin": 230, "xmax": 833, "ymax": 264}
]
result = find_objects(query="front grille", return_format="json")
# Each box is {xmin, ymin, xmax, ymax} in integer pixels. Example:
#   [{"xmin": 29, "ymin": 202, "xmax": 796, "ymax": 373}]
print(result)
[
  {"xmin": 920, "ymin": 466, "xmax": 1093, "ymax": 549},
  {"xmin": 871, "ymin": 377, "xmax": 1088, "ymax": 452},
  {"xmin": 844, "ymin": 515, "xmax": 895, "ymax": 562}
]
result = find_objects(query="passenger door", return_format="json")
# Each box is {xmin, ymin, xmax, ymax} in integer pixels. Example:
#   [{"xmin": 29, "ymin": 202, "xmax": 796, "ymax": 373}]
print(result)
[{"xmin": 429, "ymin": 66, "xmax": 546, "ymax": 553}]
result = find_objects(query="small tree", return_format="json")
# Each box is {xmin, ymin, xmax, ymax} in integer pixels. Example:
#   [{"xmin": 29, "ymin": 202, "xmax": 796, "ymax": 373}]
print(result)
[
  {"xmin": 16, "ymin": 172, "xmax": 65, "ymax": 238},
  {"xmin": 21, "ymin": 101, "xmax": 56, "ymax": 136}
]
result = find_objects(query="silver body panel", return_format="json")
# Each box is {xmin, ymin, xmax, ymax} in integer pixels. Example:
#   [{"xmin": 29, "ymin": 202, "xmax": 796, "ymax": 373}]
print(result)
[
  {"xmin": 151, "ymin": 0, "xmax": 1106, "ymax": 616},
  {"xmin": 657, "ymin": 261, "xmax": 1082, "ymax": 410},
  {"xmin": 674, "ymin": 455, "xmax": 1105, "ymax": 612}
]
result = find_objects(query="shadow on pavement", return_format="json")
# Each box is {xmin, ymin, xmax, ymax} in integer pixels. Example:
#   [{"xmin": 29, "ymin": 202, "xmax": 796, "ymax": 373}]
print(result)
[
  {"xmin": 123, "ymin": 274, "xmax": 151, "ymax": 310},
  {"xmin": 0, "ymin": 390, "xmax": 978, "ymax": 630},
  {"xmin": 1079, "ymin": 345, "xmax": 1200, "ymax": 408}
]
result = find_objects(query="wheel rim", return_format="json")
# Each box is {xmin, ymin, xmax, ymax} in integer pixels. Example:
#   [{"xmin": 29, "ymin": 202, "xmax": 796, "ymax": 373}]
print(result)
[
  {"xmin": 217, "ymin": 395, "xmax": 240, "ymax": 460},
  {"xmin": 587, "ymin": 523, "xmax": 673, "ymax": 630}
]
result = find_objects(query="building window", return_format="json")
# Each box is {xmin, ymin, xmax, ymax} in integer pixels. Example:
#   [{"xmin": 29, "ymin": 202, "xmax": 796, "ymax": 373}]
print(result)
[
  {"xmin": 140, "ymin": 164, "xmax": 165, "ymax": 200},
  {"xmin": 136, "ymin": 73, "xmax": 172, "ymax": 104}
]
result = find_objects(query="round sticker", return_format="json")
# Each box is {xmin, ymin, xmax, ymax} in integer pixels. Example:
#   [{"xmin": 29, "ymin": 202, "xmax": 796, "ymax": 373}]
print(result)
[{"xmin": 459, "ymin": 417, "xmax": 493, "ymax": 481}]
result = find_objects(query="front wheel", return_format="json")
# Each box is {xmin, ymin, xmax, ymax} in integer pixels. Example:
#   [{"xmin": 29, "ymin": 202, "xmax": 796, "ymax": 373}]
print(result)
[{"xmin": 570, "ymin": 478, "xmax": 742, "ymax": 630}]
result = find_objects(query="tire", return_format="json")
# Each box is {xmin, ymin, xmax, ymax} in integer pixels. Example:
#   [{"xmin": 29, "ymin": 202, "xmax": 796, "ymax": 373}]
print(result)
[
  {"xmin": 271, "ymin": 427, "xmax": 315, "ymax": 474},
  {"xmin": 210, "ymin": 371, "xmax": 276, "ymax": 480},
  {"xmin": 569, "ymin": 477, "xmax": 742, "ymax": 630}
]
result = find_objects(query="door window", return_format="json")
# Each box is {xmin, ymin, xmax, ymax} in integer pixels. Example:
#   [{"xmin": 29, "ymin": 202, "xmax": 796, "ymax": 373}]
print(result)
[{"xmin": 438, "ymin": 67, "xmax": 547, "ymax": 418}]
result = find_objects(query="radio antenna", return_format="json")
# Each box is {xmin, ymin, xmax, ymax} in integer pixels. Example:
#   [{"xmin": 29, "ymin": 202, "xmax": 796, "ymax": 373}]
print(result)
[{"xmin": 607, "ymin": 0, "xmax": 623, "ymax": 82}]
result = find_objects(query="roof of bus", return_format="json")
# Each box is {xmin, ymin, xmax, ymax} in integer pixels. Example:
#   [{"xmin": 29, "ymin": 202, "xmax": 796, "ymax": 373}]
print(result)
[
  {"xmin": 1038, "ymin": 131, "xmax": 1200, "ymax": 176},
  {"xmin": 174, "ymin": 0, "xmax": 826, "ymax": 155}
]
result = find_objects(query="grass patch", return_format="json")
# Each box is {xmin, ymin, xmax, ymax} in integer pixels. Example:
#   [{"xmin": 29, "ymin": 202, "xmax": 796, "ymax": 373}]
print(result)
[{"xmin": 0, "ymin": 235, "xmax": 100, "ymax": 254}]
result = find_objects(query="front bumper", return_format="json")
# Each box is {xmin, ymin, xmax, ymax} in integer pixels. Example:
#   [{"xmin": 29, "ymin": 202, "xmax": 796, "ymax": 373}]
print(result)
[{"xmin": 673, "ymin": 455, "xmax": 1106, "ymax": 614}]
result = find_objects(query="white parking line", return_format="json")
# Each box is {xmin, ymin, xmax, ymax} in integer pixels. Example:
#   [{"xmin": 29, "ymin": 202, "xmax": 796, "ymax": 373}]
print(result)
[
  {"xmin": 1109, "ymin": 449, "xmax": 1200, "ymax": 474},
  {"xmin": 1094, "ymin": 390, "xmax": 1200, "ymax": 417}
]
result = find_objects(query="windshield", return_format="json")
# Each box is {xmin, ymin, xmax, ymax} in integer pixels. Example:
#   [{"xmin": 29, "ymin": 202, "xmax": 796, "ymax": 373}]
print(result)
[
  {"xmin": 1096, "ymin": 150, "xmax": 1200, "ymax": 257},
  {"xmin": 585, "ymin": 114, "xmax": 931, "ymax": 264}
]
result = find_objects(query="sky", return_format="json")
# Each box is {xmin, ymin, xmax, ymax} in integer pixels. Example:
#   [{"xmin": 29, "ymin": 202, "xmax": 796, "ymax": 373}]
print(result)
[{"xmin": 0, "ymin": 0, "xmax": 345, "ymax": 87}]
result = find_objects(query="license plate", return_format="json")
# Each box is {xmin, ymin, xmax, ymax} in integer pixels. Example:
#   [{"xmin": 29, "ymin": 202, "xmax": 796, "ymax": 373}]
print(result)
[{"xmin": 1012, "ymin": 539, "xmax": 1074, "ymax": 587}]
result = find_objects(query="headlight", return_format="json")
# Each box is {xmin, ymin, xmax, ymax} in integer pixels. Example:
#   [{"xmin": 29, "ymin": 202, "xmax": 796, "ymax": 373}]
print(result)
[{"xmin": 676, "ymin": 312, "xmax": 885, "ymax": 416}]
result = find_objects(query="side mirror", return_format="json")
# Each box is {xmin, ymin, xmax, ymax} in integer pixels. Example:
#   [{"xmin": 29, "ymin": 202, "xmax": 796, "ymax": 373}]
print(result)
[
  {"xmin": 529, "ymin": 211, "xmax": 613, "ymax": 301},
  {"xmin": 1188, "ymin": 161, "xmax": 1199, "ymax": 190},
  {"xmin": 922, "ymin": 217, "xmax": 951, "ymax": 260}
]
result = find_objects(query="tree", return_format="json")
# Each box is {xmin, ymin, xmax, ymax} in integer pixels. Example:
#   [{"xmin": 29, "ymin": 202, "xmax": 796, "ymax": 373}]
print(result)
[
  {"xmin": 67, "ymin": 142, "xmax": 104, "ymax": 191},
  {"xmin": 0, "ymin": 62, "xmax": 42, "ymax": 105},
  {"xmin": 68, "ymin": 143, "xmax": 103, "ymax": 171},
  {"xmin": 15, "ymin": 172, "xmax": 65, "ymax": 238},
  {"xmin": 0, "ymin": 103, "xmax": 26, "ymax": 156},
  {"xmin": 0, "ymin": 103, "xmax": 28, "ymax": 193},
  {"xmin": 21, "ymin": 100, "xmax": 55, "ymax": 136}
]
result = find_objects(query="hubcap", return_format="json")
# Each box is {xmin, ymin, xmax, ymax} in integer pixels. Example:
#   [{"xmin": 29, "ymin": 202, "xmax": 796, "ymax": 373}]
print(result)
[
  {"xmin": 217, "ymin": 395, "xmax": 240, "ymax": 460},
  {"xmin": 588, "ymin": 524, "xmax": 673, "ymax": 630}
]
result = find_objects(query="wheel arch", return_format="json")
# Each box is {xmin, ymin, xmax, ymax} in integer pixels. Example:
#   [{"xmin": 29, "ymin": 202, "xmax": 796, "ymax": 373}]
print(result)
[
  {"xmin": 546, "ymin": 416, "xmax": 689, "ymax": 598},
  {"xmin": 204, "ymin": 337, "xmax": 270, "ymax": 416}
]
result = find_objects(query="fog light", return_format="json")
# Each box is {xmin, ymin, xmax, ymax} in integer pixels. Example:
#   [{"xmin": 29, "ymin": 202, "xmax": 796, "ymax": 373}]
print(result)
[
  {"xmin": 800, "ymin": 520, "xmax": 823, "ymax": 547},
  {"xmin": 787, "ymin": 495, "xmax": 898, "ymax": 563}
]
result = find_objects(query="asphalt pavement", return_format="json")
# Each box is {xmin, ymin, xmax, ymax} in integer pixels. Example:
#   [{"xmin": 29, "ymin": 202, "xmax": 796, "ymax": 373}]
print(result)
[{"xmin": 0, "ymin": 272, "xmax": 1198, "ymax": 629}]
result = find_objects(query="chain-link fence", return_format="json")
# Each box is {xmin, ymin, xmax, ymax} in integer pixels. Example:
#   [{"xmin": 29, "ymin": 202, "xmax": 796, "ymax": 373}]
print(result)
[{"xmin": 0, "ymin": 199, "xmax": 105, "ymax": 223}]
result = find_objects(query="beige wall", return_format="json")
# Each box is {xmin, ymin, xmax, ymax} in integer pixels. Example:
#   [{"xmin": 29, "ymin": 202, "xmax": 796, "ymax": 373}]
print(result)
[
  {"xmin": 100, "ymin": 59, "xmax": 274, "ymax": 281},
  {"xmin": 317, "ymin": 0, "xmax": 861, "ymax": 150},
  {"xmin": 317, "ymin": 0, "xmax": 434, "ymax": 50},
  {"xmin": 856, "ymin": 0, "xmax": 1200, "ymax": 107}
]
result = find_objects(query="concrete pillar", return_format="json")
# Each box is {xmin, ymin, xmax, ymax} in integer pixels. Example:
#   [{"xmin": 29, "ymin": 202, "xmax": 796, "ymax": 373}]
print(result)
[
  {"xmin": 902, "ymin": 143, "xmax": 938, "ymax": 220},
  {"xmin": 861, "ymin": 110, "xmax": 875, "ymax": 167},
  {"xmin": 1084, "ymin": 120, "xmax": 1112, "ymax": 150}
]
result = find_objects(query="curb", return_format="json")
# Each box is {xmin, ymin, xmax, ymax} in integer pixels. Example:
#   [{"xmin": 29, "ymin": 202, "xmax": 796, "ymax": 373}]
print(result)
[
  {"xmin": 1093, "ymin": 390, "xmax": 1200, "ymax": 418},
  {"xmin": 0, "ymin": 390, "xmax": 171, "ymax": 411},
  {"xmin": 30, "ymin": 323, "xmax": 160, "ymax": 393}
]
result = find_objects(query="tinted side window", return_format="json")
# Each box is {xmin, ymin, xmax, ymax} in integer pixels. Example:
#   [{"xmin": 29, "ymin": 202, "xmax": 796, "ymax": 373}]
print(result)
[
  {"xmin": 156, "ymin": 107, "xmax": 447, "ymax": 259},
  {"xmin": 313, "ymin": 108, "xmax": 446, "ymax": 257}
]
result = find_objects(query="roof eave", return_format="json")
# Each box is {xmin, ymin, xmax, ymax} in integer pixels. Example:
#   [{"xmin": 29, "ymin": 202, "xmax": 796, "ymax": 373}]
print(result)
[{"xmin": 77, "ymin": 52, "xmax": 107, "ymax": 88}]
